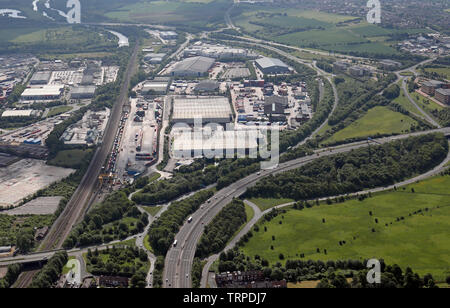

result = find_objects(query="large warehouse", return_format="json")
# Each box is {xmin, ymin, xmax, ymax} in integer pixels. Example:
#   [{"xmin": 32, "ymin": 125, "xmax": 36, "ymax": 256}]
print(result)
[
  {"xmin": 173, "ymin": 129, "xmax": 259, "ymax": 158},
  {"xmin": 1, "ymin": 109, "xmax": 39, "ymax": 118},
  {"xmin": 172, "ymin": 97, "xmax": 232, "ymax": 124},
  {"xmin": 29, "ymin": 71, "xmax": 51, "ymax": 85},
  {"xmin": 70, "ymin": 86, "xmax": 96, "ymax": 99},
  {"xmin": 21, "ymin": 85, "xmax": 64, "ymax": 101},
  {"xmin": 255, "ymin": 57, "xmax": 290, "ymax": 75},
  {"xmin": 171, "ymin": 56, "xmax": 215, "ymax": 77}
]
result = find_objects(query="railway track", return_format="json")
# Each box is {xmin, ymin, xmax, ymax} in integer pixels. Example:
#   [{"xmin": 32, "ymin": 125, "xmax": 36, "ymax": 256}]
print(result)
[{"xmin": 13, "ymin": 43, "xmax": 140, "ymax": 288}]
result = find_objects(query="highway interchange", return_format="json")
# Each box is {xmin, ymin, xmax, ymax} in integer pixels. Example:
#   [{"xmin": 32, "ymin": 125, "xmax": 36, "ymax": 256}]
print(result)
[{"xmin": 4, "ymin": 7, "xmax": 449, "ymax": 288}]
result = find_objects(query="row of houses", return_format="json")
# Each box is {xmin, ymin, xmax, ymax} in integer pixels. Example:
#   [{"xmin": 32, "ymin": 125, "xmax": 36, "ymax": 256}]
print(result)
[{"xmin": 215, "ymin": 270, "xmax": 287, "ymax": 288}]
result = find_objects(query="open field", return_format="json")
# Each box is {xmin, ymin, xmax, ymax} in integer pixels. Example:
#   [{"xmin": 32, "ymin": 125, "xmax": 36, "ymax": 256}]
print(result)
[
  {"xmin": 142, "ymin": 205, "xmax": 161, "ymax": 217},
  {"xmin": 248, "ymin": 198, "xmax": 294, "ymax": 211},
  {"xmin": 423, "ymin": 67, "xmax": 450, "ymax": 80},
  {"xmin": 232, "ymin": 5, "xmax": 415, "ymax": 57},
  {"xmin": 48, "ymin": 149, "xmax": 93, "ymax": 169},
  {"xmin": 46, "ymin": 106, "xmax": 73, "ymax": 118},
  {"xmin": 393, "ymin": 88, "xmax": 421, "ymax": 115},
  {"xmin": 241, "ymin": 175, "xmax": 450, "ymax": 280},
  {"xmin": 104, "ymin": 0, "xmax": 229, "ymax": 29},
  {"xmin": 323, "ymin": 106, "xmax": 418, "ymax": 144},
  {"xmin": 0, "ymin": 24, "xmax": 117, "ymax": 54}
]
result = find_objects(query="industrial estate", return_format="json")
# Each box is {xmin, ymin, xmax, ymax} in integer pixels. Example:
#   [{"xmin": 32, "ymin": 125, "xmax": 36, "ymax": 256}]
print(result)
[{"xmin": 0, "ymin": 0, "xmax": 449, "ymax": 293}]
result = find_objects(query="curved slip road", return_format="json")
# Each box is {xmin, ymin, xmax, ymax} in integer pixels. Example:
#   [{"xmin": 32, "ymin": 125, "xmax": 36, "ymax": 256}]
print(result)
[
  {"xmin": 164, "ymin": 127, "xmax": 450, "ymax": 288},
  {"xmin": 200, "ymin": 140, "xmax": 450, "ymax": 287}
]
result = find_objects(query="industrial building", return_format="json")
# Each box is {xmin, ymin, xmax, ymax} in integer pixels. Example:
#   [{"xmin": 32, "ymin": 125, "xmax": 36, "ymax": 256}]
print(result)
[
  {"xmin": 172, "ymin": 97, "xmax": 232, "ymax": 124},
  {"xmin": 144, "ymin": 53, "xmax": 166, "ymax": 64},
  {"xmin": 30, "ymin": 71, "xmax": 51, "ymax": 85},
  {"xmin": 435, "ymin": 88, "xmax": 450, "ymax": 105},
  {"xmin": 171, "ymin": 56, "xmax": 215, "ymax": 77},
  {"xmin": 1, "ymin": 109, "xmax": 38, "ymax": 117},
  {"xmin": 173, "ymin": 129, "xmax": 259, "ymax": 158},
  {"xmin": 264, "ymin": 95, "xmax": 289, "ymax": 122},
  {"xmin": 379, "ymin": 59, "xmax": 402, "ymax": 70},
  {"xmin": 333, "ymin": 61, "xmax": 350, "ymax": 72},
  {"xmin": 70, "ymin": 86, "xmax": 96, "ymax": 99},
  {"xmin": 194, "ymin": 81, "xmax": 220, "ymax": 94},
  {"xmin": 349, "ymin": 66, "xmax": 372, "ymax": 77},
  {"xmin": 184, "ymin": 42, "xmax": 257, "ymax": 60},
  {"xmin": 160, "ymin": 31, "xmax": 178, "ymax": 40},
  {"xmin": 21, "ymin": 85, "xmax": 64, "ymax": 101},
  {"xmin": 142, "ymin": 80, "xmax": 169, "ymax": 95},
  {"xmin": 255, "ymin": 57, "xmax": 290, "ymax": 75}
]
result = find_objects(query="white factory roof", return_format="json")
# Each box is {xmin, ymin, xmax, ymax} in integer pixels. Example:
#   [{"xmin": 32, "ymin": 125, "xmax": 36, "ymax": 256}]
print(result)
[
  {"xmin": 172, "ymin": 97, "xmax": 232, "ymax": 121},
  {"xmin": 22, "ymin": 85, "xmax": 64, "ymax": 96},
  {"xmin": 173, "ymin": 129, "xmax": 259, "ymax": 156},
  {"xmin": 2, "ymin": 109, "xmax": 35, "ymax": 117},
  {"xmin": 256, "ymin": 57, "xmax": 288, "ymax": 69},
  {"xmin": 173, "ymin": 56, "xmax": 215, "ymax": 74}
]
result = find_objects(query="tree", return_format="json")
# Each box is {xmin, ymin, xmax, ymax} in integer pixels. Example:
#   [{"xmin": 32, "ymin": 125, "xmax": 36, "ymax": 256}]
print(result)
[{"xmin": 16, "ymin": 229, "xmax": 34, "ymax": 253}]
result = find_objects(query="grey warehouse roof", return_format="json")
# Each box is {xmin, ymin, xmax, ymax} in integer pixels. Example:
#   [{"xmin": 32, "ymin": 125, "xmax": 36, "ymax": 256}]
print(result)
[
  {"xmin": 255, "ymin": 57, "xmax": 288, "ymax": 69},
  {"xmin": 172, "ymin": 97, "xmax": 232, "ymax": 122},
  {"xmin": 173, "ymin": 56, "xmax": 215, "ymax": 74},
  {"xmin": 30, "ymin": 71, "xmax": 51, "ymax": 82},
  {"xmin": 71, "ymin": 86, "xmax": 96, "ymax": 94}
]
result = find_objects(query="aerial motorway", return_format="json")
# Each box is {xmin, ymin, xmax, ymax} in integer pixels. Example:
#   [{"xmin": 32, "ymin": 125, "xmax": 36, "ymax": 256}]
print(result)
[{"xmin": 164, "ymin": 127, "xmax": 450, "ymax": 288}]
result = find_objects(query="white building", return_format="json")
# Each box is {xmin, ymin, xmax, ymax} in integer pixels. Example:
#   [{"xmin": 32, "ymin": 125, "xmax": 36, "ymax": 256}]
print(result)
[{"xmin": 172, "ymin": 97, "xmax": 232, "ymax": 124}]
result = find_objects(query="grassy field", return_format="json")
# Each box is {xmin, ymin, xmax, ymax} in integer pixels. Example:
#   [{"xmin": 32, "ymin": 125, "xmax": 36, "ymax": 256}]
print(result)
[
  {"xmin": 241, "ymin": 174, "xmax": 450, "ymax": 280},
  {"xmin": 0, "ymin": 24, "xmax": 117, "ymax": 54},
  {"xmin": 423, "ymin": 67, "xmax": 450, "ymax": 80},
  {"xmin": 323, "ymin": 106, "xmax": 418, "ymax": 144},
  {"xmin": 232, "ymin": 5, "xmax": 411, "ymax": 57},
  {"xmin": 48, "ymin": 149, "xmax": 93, "ymax": 169},
  {"xmin": 104, "ymin": 0, "xmax": 229, "ymax": 29},
  {"xmin": 142, "ymin": 206, "xmax": 161, "ymax": 217},
  {"xmin": 393, "ymin": 88, "xmax": 421, "ymax": 115},
  {"xmin": 62, "ymin": 256, "xmax": 77, "ymax": 275},
  {"xmin": 46, "ymin": 106, "xmax": 73, "ymax": 118},
  {"xmin": 248, "ymin": 198, "xmax": 294, "ymax": 211}
]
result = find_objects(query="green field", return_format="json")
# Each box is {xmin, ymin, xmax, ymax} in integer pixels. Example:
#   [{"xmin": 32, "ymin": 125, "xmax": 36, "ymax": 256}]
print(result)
[
  {"xmin": 423, "ymin": 67, "xmax": 450, "ymax": 80},
  {"xmin": 0, "ymin": 24, "xmax": 117, "ymax": 54},
  {"xmin": 62, "ymin": 256, "xmax": 77, "ymax": 275},
  {"xmin": 46, "ymin": 106, "xmax": 73, "ymax": 118},
  {"xmin": 411, "ymin": 91, "xmax": 446, "ymax": 122},
  {"xmin": 104, "ymin": 0, "xmax": 229, "ymax": 29},
  {"xmin": 48, "ymin": 149, "xmax": 93, "ymax": 169},
  {"xmin": 241, "ymin": 174, "xmax": 450, "ymax": 280},
  {"xmin": 248, "ymin": 198, "xmax": 294, "ymax": 211},
  {"xmin": 393, "ymin": 87, "xmax": 421, "ymax": 115},
  {"xmin": 324, "ymin": 106, "xmax": 418, "ymax": 144},
  {"xmin": 142, "ymin": 206, "xmax": 161, "ymax": 217},
  {"xmin": 232, "ymin": 5, "xmax": 409, "ymax": 57}
]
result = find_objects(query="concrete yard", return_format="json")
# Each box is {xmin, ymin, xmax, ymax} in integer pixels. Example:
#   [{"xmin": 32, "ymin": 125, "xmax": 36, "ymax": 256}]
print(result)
[
  {"xmin": 116, "ymin": 98, "xmax": 158, "ymax": 183},
  {"xmin": 3, "ymin": 196, "xmax": 63, "ymax": 215},
  {"xmin": 0, "ymin": 159, "xmax": 74, "ymax": 208}
]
